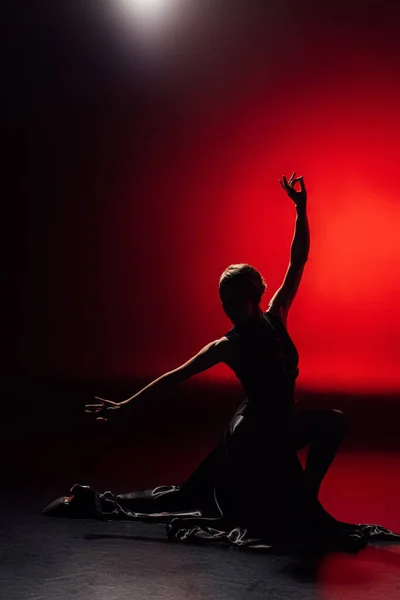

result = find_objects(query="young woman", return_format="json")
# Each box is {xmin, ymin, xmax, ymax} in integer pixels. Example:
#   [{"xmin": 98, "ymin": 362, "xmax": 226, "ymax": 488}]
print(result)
[{"xmin": 42, "ymin": 173, "xmax": 400, "ymax": 553}]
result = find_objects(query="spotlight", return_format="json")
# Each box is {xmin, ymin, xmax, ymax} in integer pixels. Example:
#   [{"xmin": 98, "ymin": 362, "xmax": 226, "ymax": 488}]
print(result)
[{"xmin": 119, "ymin": 0, "xmax": 181, "ymax": 24}]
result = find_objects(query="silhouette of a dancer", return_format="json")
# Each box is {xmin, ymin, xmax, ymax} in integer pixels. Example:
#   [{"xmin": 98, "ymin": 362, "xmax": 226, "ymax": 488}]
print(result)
[{"xmin": 43, "ymin": 173, "xmax": 400, "ymax": 553}]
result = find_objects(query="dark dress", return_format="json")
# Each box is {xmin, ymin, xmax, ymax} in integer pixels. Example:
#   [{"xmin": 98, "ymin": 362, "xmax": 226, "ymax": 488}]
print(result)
[{"xmin": 43, "ymin": 310, "xmax": 400, "ymax": 551}]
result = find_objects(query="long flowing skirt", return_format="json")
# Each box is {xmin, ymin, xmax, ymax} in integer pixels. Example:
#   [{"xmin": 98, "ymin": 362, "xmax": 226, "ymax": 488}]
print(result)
[{"xmin": 59, "ymin": 396, "xmax": 400, "ymax": 552}]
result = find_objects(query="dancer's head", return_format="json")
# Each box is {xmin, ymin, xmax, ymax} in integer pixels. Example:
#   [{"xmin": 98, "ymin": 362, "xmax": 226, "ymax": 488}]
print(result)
[{"xmin": 219, "ymin": 263, "xmax": 267, "ymax": 324}]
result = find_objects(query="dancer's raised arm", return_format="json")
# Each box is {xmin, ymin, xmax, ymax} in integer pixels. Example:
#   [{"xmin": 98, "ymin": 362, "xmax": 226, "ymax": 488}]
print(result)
[
  {"xmin": 267, "ymin": 173, "xmax": 309, "ymax": 323},
  {"xmin": 85, "ymin": 338, "xmax": 228, "ymax": 421}
]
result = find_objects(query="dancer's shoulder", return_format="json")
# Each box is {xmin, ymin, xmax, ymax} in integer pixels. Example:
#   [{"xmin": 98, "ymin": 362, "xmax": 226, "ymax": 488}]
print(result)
[
  {"xmin": 264, "ymin": 305, "xmax": 288, "ymax": 328},
  {"xmin": 217, "ymin": 335, "xmax": 241, "ymax": 372}
]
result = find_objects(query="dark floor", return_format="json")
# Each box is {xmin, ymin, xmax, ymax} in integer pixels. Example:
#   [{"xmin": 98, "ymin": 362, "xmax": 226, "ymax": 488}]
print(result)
[{"xmin": 2, "ymin": 377, "xmax": 400, "ymax": 599}]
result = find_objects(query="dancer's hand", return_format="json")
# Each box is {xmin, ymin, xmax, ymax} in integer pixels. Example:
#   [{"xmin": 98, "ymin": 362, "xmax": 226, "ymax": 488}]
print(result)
[
  {"xmin": 84, "ymin": 396, "xmax": 122, "ymax": 422},
  {"xmin": 279, "ymin": 172, "xmax": 307, "ymax": 208}
]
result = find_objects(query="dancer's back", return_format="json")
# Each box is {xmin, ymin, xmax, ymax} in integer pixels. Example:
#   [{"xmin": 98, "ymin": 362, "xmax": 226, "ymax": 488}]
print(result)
[{"xmin": 221, "ymin": 309, "xmax": 300, "ymax": 425}]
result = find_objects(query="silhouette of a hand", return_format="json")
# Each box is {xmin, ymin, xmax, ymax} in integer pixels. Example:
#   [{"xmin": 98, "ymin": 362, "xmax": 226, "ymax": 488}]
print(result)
[
  {"xmin": 84, "ymin": 396, "xmax": 122, "ymax": 422},
  {"xmin": 279, "ymin": 172, "xmax": 307, "ymax": 208}
]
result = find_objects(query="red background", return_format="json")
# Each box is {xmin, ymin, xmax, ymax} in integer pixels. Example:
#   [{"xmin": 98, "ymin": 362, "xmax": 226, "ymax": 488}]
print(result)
[{"xmin": 8, "ymin": 1, "xmax": 400, "ymax": 393}]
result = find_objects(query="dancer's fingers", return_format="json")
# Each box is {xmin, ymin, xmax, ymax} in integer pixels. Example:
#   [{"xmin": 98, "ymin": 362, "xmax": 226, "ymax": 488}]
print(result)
[
  {"xmin": 85, "ymin": 404, "xmax": 104, "ymax": 413},
  {"xmin": 94, "ymin": 396, "xmax": 117, "ymax": 405}
]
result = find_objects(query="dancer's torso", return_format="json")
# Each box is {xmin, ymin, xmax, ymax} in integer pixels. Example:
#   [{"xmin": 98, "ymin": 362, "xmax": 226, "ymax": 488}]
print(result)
[{"xmin": 221, "ymin": 310, "xmax": 300, "ymax": 422}]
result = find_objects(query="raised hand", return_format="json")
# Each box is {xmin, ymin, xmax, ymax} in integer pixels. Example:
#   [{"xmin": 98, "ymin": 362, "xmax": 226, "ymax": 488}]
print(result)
[
  {"xmin": 279, "ymin": 172, "xmax": 307, "ymax": 208},
  {"xmin": 84, "ymin": 396, "xmax": 122, "ymax": 422}
]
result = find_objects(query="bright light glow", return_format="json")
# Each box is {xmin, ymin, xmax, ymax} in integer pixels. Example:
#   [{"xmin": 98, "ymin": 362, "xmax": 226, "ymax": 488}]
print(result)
[
  {"xmin": 125, "ymin": 0, "xmax": 171, "ymax": 16},
  {"xmin": 119, "ymin": 0, "xmax": 181, "ymax": 24},
  {"xmin": 115, "ymin": 0, "xmax": 185, "ymax": 46},
  {"xmin": 131, "ymin": 0, "xmax": 171, "ymax": 11}
]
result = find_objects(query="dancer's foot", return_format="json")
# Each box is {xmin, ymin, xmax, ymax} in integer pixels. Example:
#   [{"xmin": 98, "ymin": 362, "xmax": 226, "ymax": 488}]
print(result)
[
  {"xmin": 303, "ymin": 494, "xmax": 357, "ymax": 531},
  {"xmin": 41, "ymin": 484, "xmax": 104, "ymax": 519},
  {"xmin": 280, "ymin": 520, "xmax": 368, "ymax": 554}
]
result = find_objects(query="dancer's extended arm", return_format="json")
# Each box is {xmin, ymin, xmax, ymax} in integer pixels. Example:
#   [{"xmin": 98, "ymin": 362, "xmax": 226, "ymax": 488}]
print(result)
[
  {"xmin": 85, "ymin": 339, "xmax": 228, "ymax": 420},
  {"xmin": 121, "ymin": 339, "xmax": 226, "ymax": 409},
  {"xmin": 267, "ymin": 173, "xmax": 309, "ymax": 322}
]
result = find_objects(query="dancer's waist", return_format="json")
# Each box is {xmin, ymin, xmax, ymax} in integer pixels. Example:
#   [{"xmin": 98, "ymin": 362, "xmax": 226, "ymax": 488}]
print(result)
[{"xmin": 231, "ymin": 391, "xmax": 296, "ymax": 423}]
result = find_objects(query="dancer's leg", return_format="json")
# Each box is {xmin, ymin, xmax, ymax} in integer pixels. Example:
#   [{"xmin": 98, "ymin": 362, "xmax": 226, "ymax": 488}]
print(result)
[{"xmin": 288, "ymin": 409, "xmax": 346, "ymax": 500}]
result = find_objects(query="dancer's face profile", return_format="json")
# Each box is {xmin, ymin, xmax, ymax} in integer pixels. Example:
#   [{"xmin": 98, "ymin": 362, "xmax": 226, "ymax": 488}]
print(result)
[{"xmin": 220, "ymin": 288, "xmax": 255, "ymax": 325}]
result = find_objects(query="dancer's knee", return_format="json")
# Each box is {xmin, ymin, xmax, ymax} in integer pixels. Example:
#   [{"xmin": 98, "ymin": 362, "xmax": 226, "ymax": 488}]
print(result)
[{"xmin": 327, "ymin": 409, "xmax": 346, "ymax": 440}]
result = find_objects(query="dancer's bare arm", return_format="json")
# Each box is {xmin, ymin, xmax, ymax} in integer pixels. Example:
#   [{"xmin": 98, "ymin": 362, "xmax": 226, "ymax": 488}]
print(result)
[
  {"xmin": 165, "ymin": 338, "xmax": 229, "ymax": 384},
  {"xmin": 85, "ymin": 338, "xmax": 229, "ymax": 420},
  {"xmin": 267, "ymin": 172, "xmax": 309, "ymax": 325},
  {"xmin": 124, "ymin": 338, "xmax": 228, "ymax": 405},
  {"xmin": 267, "ymin": 261, "xmax": 307, "ymax": 325}
]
